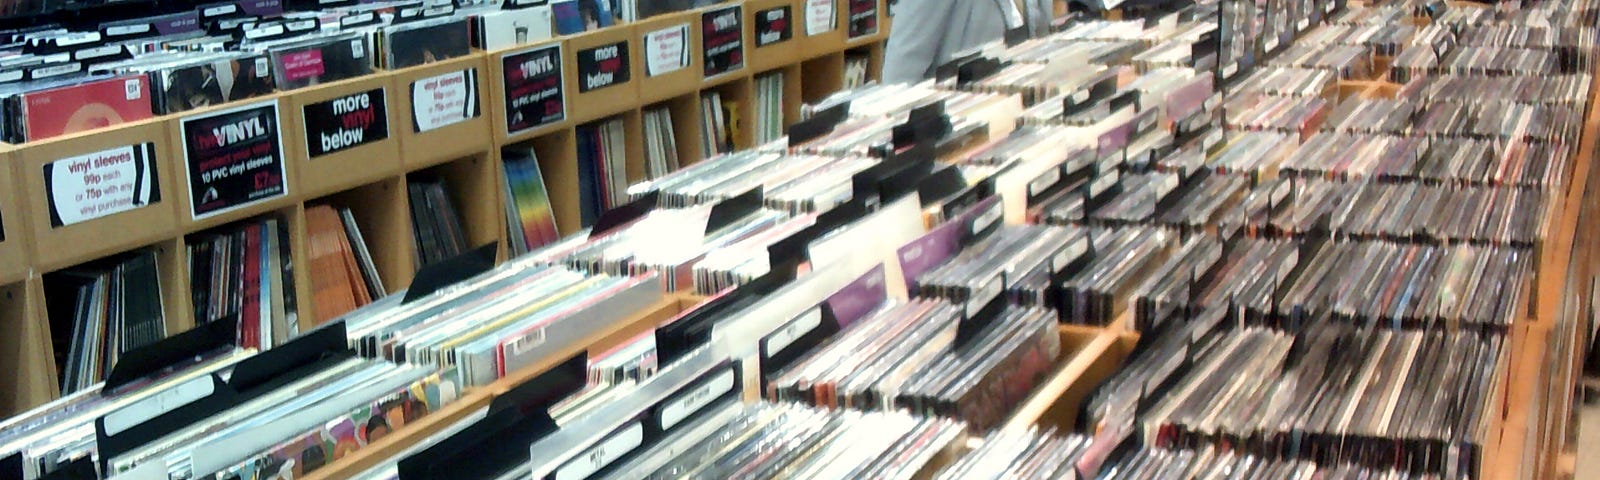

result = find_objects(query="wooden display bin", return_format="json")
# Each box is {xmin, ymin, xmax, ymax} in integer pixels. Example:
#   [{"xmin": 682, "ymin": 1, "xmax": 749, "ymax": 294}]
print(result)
[
  {"xmin": 0, "ymin": 277, "xmax": 55, "ymax": 415},
  {"xmin": 802, "ymin": 53, "xmax": 846, "ymax": 104},
  {"xmin": 0, "ymin": 148, "xmax": 30, "ymax": 285},
  {"xmin": 644, "ymin": 93, "xmax": 707, "ymax": 168},
  {"xmin": 1004, "ymin": 326, "xmax": 1140, "ymax": 433},
  {"xmin": 13, "ymin": 119, "xmax": 181, "ymax": 272},
  {"xmin": 304, "ymin": 177, "xmax": 417, "ymax": 308},
  {"xmin": 392, "ymin": 53, "xmax": 494, "ymax": 169},
  {"xmin": 635, "ymin": 11, "xmax": 706, "ymax": 105},
  {"xmin": 407, "ymin": 154, "xmax": 508, "ymax": 265},
  {"xmin": 798, "ymin": 0, "xmax": 847, "ymax": 61},
  {"xmin": 504, "ymin": 129, "xmax": 582, "ymax": 235},
  {"xmin": 489, "ymin": 39, "xmax": 574, "ymax": 145},
  {"xmin": 168, "ymin": 96, "xmax": 303, "ymax": 234},
  {"xmin": 283, "ymin": 73, "xmax": 405, "ymax": 199},
  {"xmin": 704, "ymin": 78, "xmax": 756, "ymax": 151},
  {"xmin": 565, "ymin": 25, "xmax": 644, "ymax": 125},
  {"xmin": 299, "ymin": 293, "xmax": 704, "ymax": 480},
  {"xmin": 745, "ymin": 0, "xmax": 805, "ymax": 72}
]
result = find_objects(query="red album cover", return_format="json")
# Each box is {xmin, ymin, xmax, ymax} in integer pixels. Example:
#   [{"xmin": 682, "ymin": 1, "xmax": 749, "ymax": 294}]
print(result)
[{"xmin": 20, "ymin": 75, "xmax": 154, "ymax": 141}]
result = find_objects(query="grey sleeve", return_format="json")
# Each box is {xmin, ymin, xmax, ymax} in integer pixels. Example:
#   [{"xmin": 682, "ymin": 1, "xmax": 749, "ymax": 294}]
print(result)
[{"xmin": 881, "ymin": 0, "xmax": 957, "ymax": 84}]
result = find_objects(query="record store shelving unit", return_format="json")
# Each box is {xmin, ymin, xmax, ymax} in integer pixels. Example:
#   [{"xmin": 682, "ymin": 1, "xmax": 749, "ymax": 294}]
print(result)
[{"xmin": 0, "ymin": 0, "xmax": 890, "ymax": 417}]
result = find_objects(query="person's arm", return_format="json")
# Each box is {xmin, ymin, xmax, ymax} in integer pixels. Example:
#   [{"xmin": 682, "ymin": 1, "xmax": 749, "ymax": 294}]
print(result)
[{"xmin": 881, "ymin": 0, "xmax": 959, "ymax": 84}]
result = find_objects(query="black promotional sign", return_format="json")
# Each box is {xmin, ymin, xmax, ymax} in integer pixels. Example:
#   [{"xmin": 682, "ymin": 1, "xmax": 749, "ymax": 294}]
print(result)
[
  {"xmin": 576, "ymin": 41, "xmax": 630, "ymax": 93},
  {"xmin": 701, "ymin": 5, "xmax": 744, "ymax": 77},
  {"xmin": 502, "ymin": 44, "xmax": 566, "ymax": 135},
  {"xmin": 181, "ymin": 100, "xmax": 287, "ymax": 219},
  {"xmin": 755, "ymin": 6, "xmax": 793, "ymax": 47},
  {"xmin": 303, "ymin": 88, "xmax": 389, "ymax": 157},
  {"xmin": 847, "ymin": 0, "xmax": 878, "ymax": 39}
]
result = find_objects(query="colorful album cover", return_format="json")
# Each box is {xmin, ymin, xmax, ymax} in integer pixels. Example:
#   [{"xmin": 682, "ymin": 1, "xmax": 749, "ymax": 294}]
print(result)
[
  {"xmin": 157, "ymin": 54, "xmax": 278, "ymax": 114},
  {"xmin": 384, "ymin": 18, "xmax": 473, "ymax": 70},
  {"xmin": 504, "ymin": 154, "xmax": 561, "ymax": 252},
  {"xmin": 15, "ymin": 74, "xmax": 153, "ymax": 142}
]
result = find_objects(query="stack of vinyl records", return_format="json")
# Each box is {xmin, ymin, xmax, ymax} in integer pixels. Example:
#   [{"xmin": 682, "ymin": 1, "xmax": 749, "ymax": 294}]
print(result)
[
  {"xmin": 692, "ymin": 213, "xmax": 817, "ymax": 294},
  {"xmin": 932, "ymin": 429, "xmax": 1097, "ymax": 479},
  {"xmin": 46, "ymin": 250, "xmax": 166, "ymax": 395},
  {"xmin": 1203, "ymin": 131, "xmax": 1298, "ymax": 178},
  {"xmin": 700, "ymin": 91, "xmax": 736, "ymax": 158},
  {"xmin": 526, "ymin": 203, "xmax": 801, "ymax": 292},
  {"xmin": 305, "ymin": 204, "xmax": 385, "ymax": 322},
  {"xmin": 1231, "ymin": 67, "xmax": 1340, "ymax": 97},
  {"xmin": 503, "ymin": 146, "xmax": 562, "ymax": 256},
  {"xmin": 1278, "ymin": 240, "xmax": 1532, "ymax": 328},
  {"xmin": 407, "ymin": 177, "xmax": 469, "ymax": 269},
  {"xmin": 1101, "ymin": 444, "xmax": 1444, "ymax": 479},
  {"xmin": 630, "ymin": 150, "xmax": 878, "ymax": 211},
  {"xmin": 585, "ymin": 402, "xmax": 967, "ymax": 479},
  {"xmin": 909, "ymin": 224, "xmax": 1091, "ymax": 310},
  {"xmin": 754, "ymin": 72, "xmax": 785, "ymax": 145},
  {"xmin": 1318, "ymin": 98, "xmax": 1418, "ymax": 134},
  {"xmin": 188, "ymin": 216, "xmax": 297, "ymax": 350},
  {"xmin": 340, "ymin": 261, "xmax": 663, "ymax": 387},
  {"xmin": 1276, "ymin": 133, "xmax": 1429, "ymax": 181},
  {"xmin": 766, "ymin": 297, "xmax": 1061, "ymax": 431},
  {"xmin": 1222, "ymin": 93, "xmax": 1330, "ymax": 138},
  {"xmin": 1153, "ymin": 171, "xmax": 1250, "ymax": 232},
  {"xmin": 98, "ymin": 329, "xmax": 460, "ymax": 480},
  {"xmin": 0, "ymin": 345, "xmax": 253, "ymax": 479},
  {"xmin": 577, "ymin": 116, "xmax": 630, "ymax": 226},
  {"xmin": 1057, "ymin": 227, "xmax": 1178, "ymax": 325},
  {"xmin": 1263, "ymin": 44, "xmax": 1372, "ymax": 78},
  {"xmin": 1099, "ymin": 322, "xmax": 1505, "ymax": 478},
  {"xmin": 643, "ymin": 106, "xmax": 683, "ymax": 179},
  {"xmin": 844, "ymin": 53, "xmax": 870, "ymax": 89}
]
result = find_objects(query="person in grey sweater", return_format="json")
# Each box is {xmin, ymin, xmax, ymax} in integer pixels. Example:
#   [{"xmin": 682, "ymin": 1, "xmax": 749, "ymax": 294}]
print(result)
[{"xmin": 881, "ymin": 0, "xmax": 1054, "ymax": 83}]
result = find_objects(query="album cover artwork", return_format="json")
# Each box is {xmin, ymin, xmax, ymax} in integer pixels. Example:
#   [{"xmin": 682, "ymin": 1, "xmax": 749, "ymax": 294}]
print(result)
[
  {"xmin": 385, "ymin": 18, "xmax": 473, "ymax": 69},
  {"xmin": 269, "ymin": 33, "xmax": 373, "ymax": 90},
  {"xmin": 9, "ymin": 74, "xmax": 154, "ymax": 142},
  {"xmin": 155, "ymin": 53, "xmax": 278, "ymax": 114}
]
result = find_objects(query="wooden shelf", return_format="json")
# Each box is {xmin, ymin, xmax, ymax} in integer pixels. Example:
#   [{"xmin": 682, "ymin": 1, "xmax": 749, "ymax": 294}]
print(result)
[
  {"xmin": 635, "ymin": 11, "xmax": 706, "ymax": 105},
  {"xmin": 745, "ymin": 0, "xmax": 804, "ymax": 72},
  {"xmin": 564, "ymin": 25, "xmax": 643, "ymax": 126},
  {"xmin": 0, "ymin": 278, "xmax": 53, "ymax": 414}
]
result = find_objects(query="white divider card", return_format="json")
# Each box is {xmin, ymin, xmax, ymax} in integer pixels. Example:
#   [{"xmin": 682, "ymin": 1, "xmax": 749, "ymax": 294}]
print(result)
[
  {"xmin": 43, "ymin": 143, "xmax": 161, "ymax": 227},
  {"xmin": 806, "ymin": 0, "xmax": 836, "ymax": 36},
  {"xmin": 180, "ymin": 100, "xmax": 288, "ymax": 220},
  {"xmin": 303, "ymin": 88, "xmax": 388, "ymax": 157},
  {"xmin": 644, "ymin": 23, "xmax": 691, "ymax": 76},
  {"xmin": 701, "ymin": 5, "xmax": 744, "ymax": 77},
  {"xmin": 763, "ymin": 307, "xmax": 823, "ymax": 357},
  {"xmin": 846, "ymin": 0, "xmax": 878, "ymax": 39},
  {"xmin": 501, "ymin": 43, "xmax": 566, "ymax": 135},
  {"xmin": 552, "ymin": 421, "xmax": 643, "ymax": 480},
  {"xmin": 755, "ymin": 5, "xmax": 793, "ymax": 47},
  {"xmin": 576, "ymin": 41, "xmax": 630, "ymax": 93},
  {"xmin": 411, "ymin": 68, "xmax": 481, "ymax": 133},
  {"xmin": 659, "ymin": 367, "xmax": 737, "ymax": 429}
]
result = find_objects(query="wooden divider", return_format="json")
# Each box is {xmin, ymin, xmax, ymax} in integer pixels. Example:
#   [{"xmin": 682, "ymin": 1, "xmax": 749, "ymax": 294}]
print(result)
[
  {"xmin": 0, "ymin": 147, "xmax": 29, "ymax": 286},
  {"xmin": 0, "ymin": 279, "xmax": 53, "ymax": 414}
]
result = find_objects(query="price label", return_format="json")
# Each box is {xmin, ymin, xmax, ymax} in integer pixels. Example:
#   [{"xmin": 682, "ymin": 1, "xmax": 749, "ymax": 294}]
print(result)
[
  {"xmin": 756, "ymin": 6, "xmax": 793, "ymax": 47},
  {"xmin": 806, "ymin": 0, "xmax": 836, "ymax": 36},
  {"xmin": 179, "ymin": 100, "xmax": 287, "ymax": 220},
  {"xmin": 1052, "ymin": 236, "xmax": 1089, "ymax": 274},
  {"xmin": 43, "ymin": 143, "xmax": 161, "ymax": 227},
  {"xmin": 1028, "ymin": 167, "xmax": 1062, "ymax": 198},
  {"xmin": 411, "ymin": 69, "xmax": 481, "ymax": 133},
  {"xmin": 970, "ymin": 202, "xmax": 1002, "ymax": 236},
  {"xmin": 701, "ymin": 5, "xmax": 745, "ymax": 77},
  {"xmin": 847, "ymin": 0, "xmax": 878, "ymax": 39},
  {"xmin": 644, "ymin": 24, "xmax": 691, "ymax": 76},
  {"xmin": 576, "ymin": 41, "xmax": 630, "ymax": 93},
  {"xmin": 303, "ymin": 88, "xmax": 388, "ymax": 157}
]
